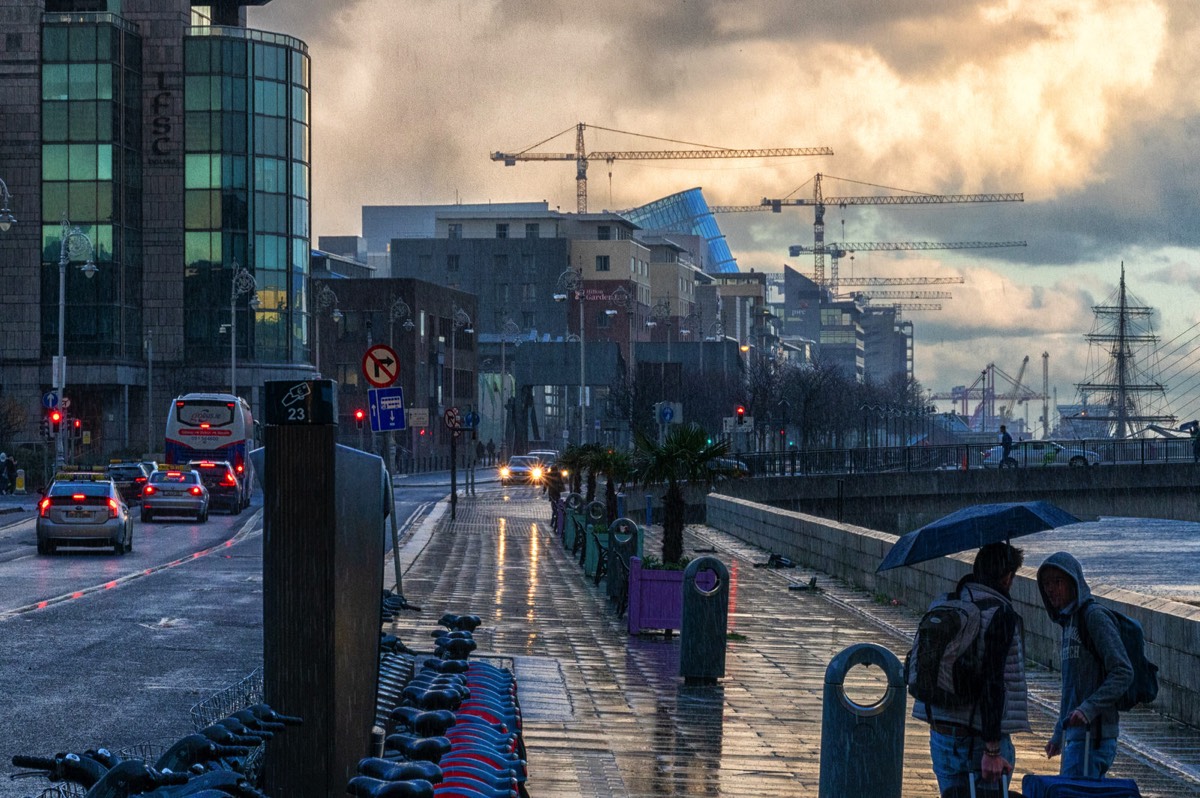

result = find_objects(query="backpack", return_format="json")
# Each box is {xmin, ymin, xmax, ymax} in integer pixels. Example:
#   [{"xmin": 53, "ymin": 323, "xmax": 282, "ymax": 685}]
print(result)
[
  {"xmin": 905, "ymin": 587, "xmax": 1002, "ymax": 708},
  {"xmin": 1077, "ymin": 601, "xmax": 1159, "ymax": 711}
]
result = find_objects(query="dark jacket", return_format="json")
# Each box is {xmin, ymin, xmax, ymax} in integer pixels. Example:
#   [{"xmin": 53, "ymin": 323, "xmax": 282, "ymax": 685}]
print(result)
[{"xmin": 1037, "ymin": 552, "xmax": 1133, "ymax": 745}]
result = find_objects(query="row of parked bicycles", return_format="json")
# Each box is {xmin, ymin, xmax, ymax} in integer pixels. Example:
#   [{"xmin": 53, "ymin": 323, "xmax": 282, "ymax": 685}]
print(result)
[{"xmin": 13, "ymin": 591, "xmax": 527, "ymax": 798}]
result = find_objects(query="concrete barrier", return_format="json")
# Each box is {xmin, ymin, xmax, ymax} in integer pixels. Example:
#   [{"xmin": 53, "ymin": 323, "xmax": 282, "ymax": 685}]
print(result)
[{"xmin": 707, "ymin": 493, "xmax": 1200, "ymax": 729}]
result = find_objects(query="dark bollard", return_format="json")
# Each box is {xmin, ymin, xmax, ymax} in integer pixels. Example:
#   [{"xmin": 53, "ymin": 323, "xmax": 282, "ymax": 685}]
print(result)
[
  {"xmin": 818, "ymin": 643, "xmax": 905, "ymax": 798},
  {"xmin": 680, "ymin": 556, "xmax": 730, "ymax": 684},
  {"xmin": 616, "ymin": 492, "xmax": 626, "ymax": 519}
]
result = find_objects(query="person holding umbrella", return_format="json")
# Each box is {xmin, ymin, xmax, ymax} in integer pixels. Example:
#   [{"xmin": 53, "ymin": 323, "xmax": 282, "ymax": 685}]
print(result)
[{"xmin": 911, "ymin": 542, "xmax": 1031, "ymax": 796}]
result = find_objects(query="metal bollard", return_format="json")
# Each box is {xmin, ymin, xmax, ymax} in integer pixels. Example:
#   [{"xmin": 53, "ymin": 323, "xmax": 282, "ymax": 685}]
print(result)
[
  {"xmin": 616, "ymin": 492, "xmax": 625, "ymax": 519},
  {"xmin": 679, "ymin": 556, "xmax": 729, "ymax": 684},
  {"xmin": 645, "ymin": 494, "xmax": 653, "ymax": 527},
  {"xmin": 818, "ymin": 643, "xmax": 905, "ymax": 798}
]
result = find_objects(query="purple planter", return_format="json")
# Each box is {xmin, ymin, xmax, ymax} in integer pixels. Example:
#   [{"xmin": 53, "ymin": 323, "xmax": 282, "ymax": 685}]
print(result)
[{"xmin": 628, "ymin": 557, "xmax": 718, "ymax": 635}]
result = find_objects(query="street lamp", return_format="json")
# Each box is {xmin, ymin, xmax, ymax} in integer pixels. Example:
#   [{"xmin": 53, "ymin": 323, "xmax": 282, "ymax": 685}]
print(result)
[
  {"xmin": 498, "ymin": 317, "xmax": 520, "ymax": 460},
  {"xmin": 0, "ymin": 177, "xmax": 16, "ymax": 232},
  {"xmin": 313, "ymin": 282, "xmax": 342, "ymax": 376},
  {"xmin": 229, "ymin": 261, "xmax": 259, "ymax": 396},
  {"xmin": 449, "ymin": 304, "xmax": 473, "ymax": 412},
  {"xmin": 54, "ymin": 216, "xmax": 97, "ymax": 467},
  {"xmin": 389, "ymin": 294, "xmax": 415, "ymax": 348},
  {"xmin": 555, "ymin": 268, "xmax": 585, "ymax": 445}
]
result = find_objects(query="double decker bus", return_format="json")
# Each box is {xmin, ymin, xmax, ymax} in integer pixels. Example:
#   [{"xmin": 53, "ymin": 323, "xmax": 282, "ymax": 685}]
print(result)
[{"xmin": 164, "ymin": 393, "xmax": 256, "ymax": 484}]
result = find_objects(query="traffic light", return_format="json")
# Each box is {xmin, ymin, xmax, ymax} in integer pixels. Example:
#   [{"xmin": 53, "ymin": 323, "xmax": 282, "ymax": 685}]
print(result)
[
  {"xmin": 40, "ymin": 417, "xmax": 50, "ymax": 440},
  {"xmin": 49, "ymin": 409, "xmax": 63, "ymax": 435},
  {"xmin": 736, "ymin": 405, "xmax": 746, "ymax": 425},
  {"xmin": 354, "ymin": 408, "xmax": 365, "ymax": 430},
  {"xmin": 73, "ymin": 418, "xmax": 82, "ymax": 438}
]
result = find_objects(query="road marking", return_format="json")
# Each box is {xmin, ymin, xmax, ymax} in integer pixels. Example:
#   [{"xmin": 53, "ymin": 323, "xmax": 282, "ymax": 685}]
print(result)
[{"xmin": 0, "ymin": 510, "xmax": 262, "ymax": 623}]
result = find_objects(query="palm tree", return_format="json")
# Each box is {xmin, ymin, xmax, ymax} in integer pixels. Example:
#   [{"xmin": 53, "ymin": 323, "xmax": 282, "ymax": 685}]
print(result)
[
  {"xmin": 597, "ymin": 448, "xmax": 635, "ymax": 523},
  {"xmin": 558, "ymin": 445, "xmax": 585, "ymax": 495},
  {"xmin": 635, "ymin": 423, "xmax": 730, "ymax": 565},
  {"xmin": 578, "ymin": 443, "xmax": 605, "ymax": 503}
]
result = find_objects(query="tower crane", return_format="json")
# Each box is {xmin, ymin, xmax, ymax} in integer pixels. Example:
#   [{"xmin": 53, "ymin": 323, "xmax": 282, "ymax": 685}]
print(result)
[
  {"xmin": 787, "ymin": 240, "xmax": 1026, "ymax": 294},
  {"xmin": 764, "ymin": 173, "xmax": 1024, "ymax": 286},
  {"xmin": 490, "ymin": 123, "xmax": 834, "ymax": 214}
]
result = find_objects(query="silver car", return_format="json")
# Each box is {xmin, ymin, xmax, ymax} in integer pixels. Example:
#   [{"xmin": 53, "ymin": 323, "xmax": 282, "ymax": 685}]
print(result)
[
  {"xmin": 141, "ymin": 468, "xmax": 210, "ymax": 522},
  {"xmin": 37, "ymin": 476, "xmax": 134, "ymax": 555},
  {"xmin": 981, "ymin": 440, "xmax": 1101, "ymax": 468}
]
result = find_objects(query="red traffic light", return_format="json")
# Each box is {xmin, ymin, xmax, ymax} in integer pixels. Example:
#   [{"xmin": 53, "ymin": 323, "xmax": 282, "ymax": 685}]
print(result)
[
  {"xmin": 73, "ymin": 418, "xmax": 81, "ymax": 429},
  {"xmin": 49, "ymin": 409, "xmax": 62, "ymax": 423},
  {"xmin": 354, "ymin": 408, "xmax": 365, "ymax": 429},
  {"xmin": 735, "ymin": 405, "xmax": 746, "ymax": 425}
]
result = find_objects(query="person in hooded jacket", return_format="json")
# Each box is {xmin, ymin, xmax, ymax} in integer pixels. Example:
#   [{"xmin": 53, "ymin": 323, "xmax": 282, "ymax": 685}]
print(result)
[
  {"xmin": 914, "ymin": 542, "xmax": 1030, "ymax": 796},
  {"xmin": 1037, "ymin": 551, "xmax": 1134, "ymax": 778}
]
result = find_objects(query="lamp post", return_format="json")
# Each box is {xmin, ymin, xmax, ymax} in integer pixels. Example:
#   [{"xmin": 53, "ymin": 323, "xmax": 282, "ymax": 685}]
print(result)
[
  {"xmin": 555, "ymin": 268, "xmax": 585, "ymax": 445},
  {"xmin": 389, "ymin": 295, "xmax": 414, "ymax": 349},
  {"xmin": 145, "ymin": 330, "xmax": 153, "ymax": 456},
  {"xmin": 449, "ymin": 304, "xmax": 473, "ymax": 412},
  {"xmin": 55, "ymin": 216, "xmax": 97, "ymax": 467},
  {"xmin": 229, "ymin": 262, "xmax": 258, "ymax": 397},
  {"xmin": 0, "ymin": 177, "xmax": 16, "ymax": 232},
  {"xmin": 313, "ymin": 282, "xmax": 342, "ymax": 376},
  {"xmin": 498, "ymin": 317, "xmax": 520, "ymax": 460}
]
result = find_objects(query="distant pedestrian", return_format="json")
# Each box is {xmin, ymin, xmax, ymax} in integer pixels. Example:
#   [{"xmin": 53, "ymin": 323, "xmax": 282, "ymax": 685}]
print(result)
[
  {"xmin": 1192, "ymin": 428, "xmax": 1200, "ymax": 464},
  {"xmin": 475, "ymin": 439, "xmax": 485, "ymax": 466},
  {"xmin": 486, "ymin": 438, "xmax": 496, "ymax": 466},
  {"xmin": 999, "ymin": 425, "xmax": 1013, "ymax": 464},
  {"xmin": 0, "ymin": 453, "xmax": 7, "ymax": 495},
  {"xmin": 912, "ymin": 542, "xmax": 1029, "ymax": 796},
  {"xmin": 1037, "ymin": 553, "xmax": 1133, "ymax": 778},
  {"xmin": 4, "ymin": 457, "xmax": 15, "ymax": 494}
]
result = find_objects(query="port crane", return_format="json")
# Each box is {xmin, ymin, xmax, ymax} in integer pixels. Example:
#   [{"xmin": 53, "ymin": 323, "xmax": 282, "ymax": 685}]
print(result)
[
  {"xmin": 787, "ymin": 240, "xmax": 1026, "ymax": 294},
  {"xmin": 490, "ymin": 123, "xmax": 833, "ymax": 214}
]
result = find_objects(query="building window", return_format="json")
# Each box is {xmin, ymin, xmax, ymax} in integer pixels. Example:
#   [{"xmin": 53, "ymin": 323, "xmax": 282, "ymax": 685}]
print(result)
[
  {"xmin": 496, "ymin": 223, "xmax": 508, "ymax": 239},
  {"xmin": 521, "ymin": 282, "xmax": 536, "ymax": 302},
  {"xmin": 447, "ymin": 254, "xmax": 459, "ymax": 272},
  {"xmin": 597, "ymin": 225, "xmax": 611, "ymax": 240},
  {"xmin": 595, "ymin": 255, "xmax": 610, "ymax": 272},
  {"xmin": 448, "ymin": 223, "xmax": 462, "ymax": 239},
  {"xmin": 522, "ymin": 311, "xmax": 535, "ymax": 329},
  {"xmin": 525, "ymin": 223, "xmax": 539, "ymax": 238}
]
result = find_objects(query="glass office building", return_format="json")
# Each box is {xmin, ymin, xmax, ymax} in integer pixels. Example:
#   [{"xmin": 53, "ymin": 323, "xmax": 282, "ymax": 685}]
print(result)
[
  {"xmin": 623, "ymin": 188, "xmax": 739, "ymax": 274},
  {"xmin": 0, "ymin": 0, "xmax": 311, "ymax": 456}
]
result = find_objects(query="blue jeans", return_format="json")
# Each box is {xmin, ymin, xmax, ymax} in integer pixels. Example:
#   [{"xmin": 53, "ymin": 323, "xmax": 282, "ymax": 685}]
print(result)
[
  {"xmin": 930, "ymin": 730, "xmax": 1015, "ymax": 795},
  {"xmin": 1060, "ymin": 735, "xmax": 1117, "ymax": 778}
]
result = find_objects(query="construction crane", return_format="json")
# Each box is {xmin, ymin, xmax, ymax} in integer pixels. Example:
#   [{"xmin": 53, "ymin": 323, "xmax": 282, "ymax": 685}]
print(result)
[
  {"xmin": 852, "ymin": 290, "xmax": 952, "ymax": 301},
  {"xmin": 837, "ymin": 276, "xmax": 964, "ymax": 287},
  {"xmin": 787, "ymin": 240, "xmax": 1026, "ymax": 294},
  {"xmin": 490, "ymin": 123, "xmax": 834, "ymax": 214},
  {"xmin": 931, "ymin": 361, "xmax": 1046, "ymax": 432},
  {"xmin": 764, "ymin": 173, "xmax": 1024, "ymax": 286}
]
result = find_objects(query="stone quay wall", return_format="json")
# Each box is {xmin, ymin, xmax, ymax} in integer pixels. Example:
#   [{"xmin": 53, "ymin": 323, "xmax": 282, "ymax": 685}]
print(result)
[{"xmin": 707, "ymin": 493, "xmax": 1200, "ymax": 728}]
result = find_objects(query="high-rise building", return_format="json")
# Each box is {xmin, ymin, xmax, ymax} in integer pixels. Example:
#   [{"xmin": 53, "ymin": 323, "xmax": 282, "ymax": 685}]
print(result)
[{"xmin": 0, "ymin": 0, "xmax": 312, "ymax": 457}]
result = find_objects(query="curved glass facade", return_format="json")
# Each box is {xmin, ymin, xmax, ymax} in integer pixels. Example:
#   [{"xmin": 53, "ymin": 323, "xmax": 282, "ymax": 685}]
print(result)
[
  {"xmin": 623, "ymin": 188, "xmax": 739, "ymax": 274},
  {"xmin": 182, "ymin": 27, "xmax": 310, "ymax": 365}
]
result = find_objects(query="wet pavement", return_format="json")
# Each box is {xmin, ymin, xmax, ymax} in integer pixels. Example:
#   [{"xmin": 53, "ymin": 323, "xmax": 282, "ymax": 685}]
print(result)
[{"xmin": 389, "ymin": 488, "xmax": 1200, "ymax": 797}]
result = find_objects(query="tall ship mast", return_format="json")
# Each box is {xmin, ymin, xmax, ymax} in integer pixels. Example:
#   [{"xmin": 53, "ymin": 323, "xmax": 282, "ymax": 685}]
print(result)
[{"xmin": 1074, "ymin": 265, "xmax": 1175, "ymax": 438}]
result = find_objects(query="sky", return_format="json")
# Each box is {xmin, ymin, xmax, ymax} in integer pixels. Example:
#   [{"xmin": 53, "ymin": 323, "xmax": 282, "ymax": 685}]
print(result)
[{"xmin": 249, "ymin": 0, "xmax": 1200, "ymax": 431}]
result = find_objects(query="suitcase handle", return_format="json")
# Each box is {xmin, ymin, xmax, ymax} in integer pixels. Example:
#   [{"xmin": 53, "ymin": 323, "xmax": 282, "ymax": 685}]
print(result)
[{"xmin": 969, "ymin": 771, "xmax": 1010, "ymax": 797}]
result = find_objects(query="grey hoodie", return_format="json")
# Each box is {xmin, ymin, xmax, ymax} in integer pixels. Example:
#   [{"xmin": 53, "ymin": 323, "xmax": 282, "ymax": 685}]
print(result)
[{"xmin": 1036, "ymin": 552, "xmax": 1133, "ymax": 745}]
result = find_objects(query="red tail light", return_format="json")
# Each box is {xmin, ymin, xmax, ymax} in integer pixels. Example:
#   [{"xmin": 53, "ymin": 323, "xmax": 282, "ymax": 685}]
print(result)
[
  {"xmin": 189, "ymin": 486, "xmax": 203, "ymax": 496},
  {"xmin": 72, "ymin": 493, "xmax": 86, "ymax": 501},
  {"xmin": 143, "ymin": 485, "xmax": 156, "ymax": 497},
  {"xmin": 39, "ymin": 498, "xmax": 51, "ymax": 517},
  {"xmin": 235, "ymin": 463, "xmax": 244, "ymax": 474},
  {"xmin": 135, "ymin": 476, "xmax": 147, "ymax": 484},
  {"xmin": 108, "ymin": 499, "xmax": 119, "ymax": 518},
  {"xmin": 223, "ymin": 473, "xmax": 237, "ymax": 485}
]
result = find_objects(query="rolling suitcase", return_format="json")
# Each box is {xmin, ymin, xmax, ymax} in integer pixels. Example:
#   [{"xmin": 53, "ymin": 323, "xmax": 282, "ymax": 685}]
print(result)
[{"xmin": 1021, "ymin": 727, "xmax": 1140, "ymax": 798}]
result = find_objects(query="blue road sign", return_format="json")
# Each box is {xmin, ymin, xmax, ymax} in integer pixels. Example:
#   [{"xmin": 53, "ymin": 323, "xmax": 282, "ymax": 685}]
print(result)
[
  {"xmin": 660, "ymin": 403, "xmax": 674, "ymax": 424},
  {"xmin": 42, "ymin": 391, "xmax": 59, "ymax": 409},
  {"xmin": 368, "ymin": 387, "xmax": 406, "ymax": 432}
]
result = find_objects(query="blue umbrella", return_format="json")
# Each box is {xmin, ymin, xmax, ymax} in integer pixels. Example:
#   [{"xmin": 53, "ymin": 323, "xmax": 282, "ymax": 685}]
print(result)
[{"xmin": 877, "ymin": 501, "xmax": 1081, "ymax": 572}]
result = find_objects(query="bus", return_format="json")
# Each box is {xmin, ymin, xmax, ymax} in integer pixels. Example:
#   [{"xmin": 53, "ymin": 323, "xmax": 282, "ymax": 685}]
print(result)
[{"xmin": 164, "ymin": 393, "xmax": 256, "ymax": 486}]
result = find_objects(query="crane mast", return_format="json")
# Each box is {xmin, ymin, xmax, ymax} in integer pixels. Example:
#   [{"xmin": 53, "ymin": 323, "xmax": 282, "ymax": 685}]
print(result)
[{"xmin": 491, "ymin": 123, "xmax": 833, "ymax": 213}]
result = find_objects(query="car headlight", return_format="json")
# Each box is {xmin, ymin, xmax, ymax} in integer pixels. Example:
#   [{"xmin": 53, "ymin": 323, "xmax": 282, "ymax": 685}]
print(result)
[
  {"xmin": 500, "ymin": 467, "xmax": 510, "ymax": 478},
  {"xmin": 532, "ymin": 467, "xmax": 543, "ymax": 480}
]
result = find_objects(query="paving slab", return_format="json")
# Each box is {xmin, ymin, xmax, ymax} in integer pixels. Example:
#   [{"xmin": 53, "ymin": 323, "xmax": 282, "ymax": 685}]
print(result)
[{"xmin": 387, "ymin": 491, "xmax": 1200, "ymax": 797}]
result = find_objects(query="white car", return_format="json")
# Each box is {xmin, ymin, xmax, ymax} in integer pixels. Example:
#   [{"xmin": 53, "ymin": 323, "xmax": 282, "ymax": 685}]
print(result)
[{"xmin": 981, "ymin": 440, "xmax": 1101, "ymax": 468}]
